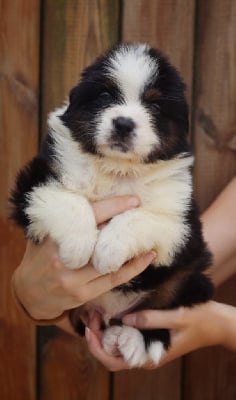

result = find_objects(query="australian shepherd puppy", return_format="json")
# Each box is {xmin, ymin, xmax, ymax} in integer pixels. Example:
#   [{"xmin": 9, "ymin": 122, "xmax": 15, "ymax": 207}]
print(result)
[{"xmin": 10, "ymin": 43, "xmax": 213, "ymax": 367}]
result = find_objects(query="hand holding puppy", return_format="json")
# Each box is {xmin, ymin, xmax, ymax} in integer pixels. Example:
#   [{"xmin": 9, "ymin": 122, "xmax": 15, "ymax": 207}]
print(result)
[{"xmin": 12, "ymin": 196, "xmax": 154, "ymax": 322}]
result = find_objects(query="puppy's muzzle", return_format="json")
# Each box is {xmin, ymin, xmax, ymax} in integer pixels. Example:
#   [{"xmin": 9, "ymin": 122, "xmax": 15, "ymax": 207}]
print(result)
[{"xmin": 110, "ymin": 117, "xmax": 136, "ymax": 152}]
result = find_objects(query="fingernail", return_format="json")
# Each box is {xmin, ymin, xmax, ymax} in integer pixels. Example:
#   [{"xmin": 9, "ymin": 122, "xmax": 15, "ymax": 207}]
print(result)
[
  {"xmin": 127, "ymin": 197, "xmax": 139, "ymax": 207},
  {"xmin": 85, "ymin": 327, "xmax": 91, "ymax": 342},
  {"xmin": 144, "ymin": 251, "xmax": 156, "ymax": 264},
  {"xmin": 123, "ymin": 314, "xmax": 136, "ymax": 326}
]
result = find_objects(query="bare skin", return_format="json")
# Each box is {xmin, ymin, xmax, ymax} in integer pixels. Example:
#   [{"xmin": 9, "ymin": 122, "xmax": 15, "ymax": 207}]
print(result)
[{"xmin": 85, "ymin": 178, "xmax": 236, "ymax": 370}]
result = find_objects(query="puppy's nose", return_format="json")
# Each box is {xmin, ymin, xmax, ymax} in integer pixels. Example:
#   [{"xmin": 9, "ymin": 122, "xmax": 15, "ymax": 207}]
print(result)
[{"xmin": 112, "ymin": 117, "xmax": 135, "ymax": 136}]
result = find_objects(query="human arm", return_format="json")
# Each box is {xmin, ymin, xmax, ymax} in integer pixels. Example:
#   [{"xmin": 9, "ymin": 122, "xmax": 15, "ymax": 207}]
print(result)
[
  {"xmin": 86, "ymin": 178, "xmax": 236, "ymax": 369},
  {"xmin": 12, "ymin": 196, "xmax": 155, "ymax": 331},
  {"xmin": 201, "ymin": 177, "xmax": 236, "ymax": 287}
]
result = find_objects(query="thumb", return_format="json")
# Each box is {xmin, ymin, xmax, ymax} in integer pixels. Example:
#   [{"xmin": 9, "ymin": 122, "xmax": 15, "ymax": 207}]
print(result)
[{"xmin": 123, "ymin": 308, "xmax": 186, "ymax": 330}]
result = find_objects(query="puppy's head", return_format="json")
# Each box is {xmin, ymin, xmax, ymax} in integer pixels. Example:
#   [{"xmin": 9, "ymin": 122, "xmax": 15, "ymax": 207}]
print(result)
[{"xmin": 61, "ymin": 43, "xmax": 189, "ymax": 163}]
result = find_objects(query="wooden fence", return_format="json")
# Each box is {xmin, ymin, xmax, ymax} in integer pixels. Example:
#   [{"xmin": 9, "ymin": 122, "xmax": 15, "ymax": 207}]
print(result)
[{"xmin": 0, "ymin": 1, "xmax": 236, "ymax": 399}]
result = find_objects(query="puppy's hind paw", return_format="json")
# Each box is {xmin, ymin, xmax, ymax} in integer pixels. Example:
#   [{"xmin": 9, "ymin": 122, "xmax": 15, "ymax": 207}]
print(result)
[
  {"xmin": 118, "ymin": 326, "xmax": 147, "ymax": 367},
  {"xmin": 103, "ymin": 326, "xmax": 148, "ymax": 367},
  {"xmin": 102, "ymin": 326, "xmax": 123, "ymax": 356},
  {"xmin": 147, "ymin": 341, "xmax": 166, "ymax": 365}
]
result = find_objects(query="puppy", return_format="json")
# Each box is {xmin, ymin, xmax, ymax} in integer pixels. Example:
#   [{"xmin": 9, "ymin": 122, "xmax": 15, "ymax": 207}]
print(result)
[{"xmin": 10, "ymin": 43, "xmax": 213, "ymax": 367}]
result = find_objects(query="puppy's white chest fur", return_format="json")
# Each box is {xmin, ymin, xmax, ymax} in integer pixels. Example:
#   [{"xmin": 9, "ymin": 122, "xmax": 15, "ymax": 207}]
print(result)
[{"xmin": 59, "ymin": 145, "xmax": 193, "ymax": 218}]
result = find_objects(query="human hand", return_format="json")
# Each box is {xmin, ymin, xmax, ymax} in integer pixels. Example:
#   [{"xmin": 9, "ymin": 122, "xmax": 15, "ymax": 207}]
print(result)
[
  {"xmin": 123, "ymin": 302, "xmax": 229, "ymax": 366},
  {"xmin": 85, "ymin": 311, "xmax": 159, "ymax": 371},
  {"xmin": 86, "ymin": 301, "xmax": 234, "ymax": 370},
  {"xmin": 12, "ymin": 196, "xmax": 155, "ymax": 322}
]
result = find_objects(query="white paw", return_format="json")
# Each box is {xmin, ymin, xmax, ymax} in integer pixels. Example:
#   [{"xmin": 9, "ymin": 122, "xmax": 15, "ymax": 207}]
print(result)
[
  {"xmin": 26, "ymin": 185, "xmax": 98, "ymax": 269},
  {"xmin": 92, "ymin": 225, "xmax": 135, "ymax": 274},
  {"xmin": 102, "ymin": 326, "xmax": 123, "ymax": 356},
  {"xmin": 148, "ymin": 341, "xmax": 165, "ymax": 365},
  {"xmin": 58, "ymin": 231, "xmax": 97, "ymax": 269},
  {"xmin": 103, "ymin": 326, "xmax": 148, "ymax": 367},
  {"xmin": 118, "ymin": 326, "xmax": 148, "ymax": 367}
]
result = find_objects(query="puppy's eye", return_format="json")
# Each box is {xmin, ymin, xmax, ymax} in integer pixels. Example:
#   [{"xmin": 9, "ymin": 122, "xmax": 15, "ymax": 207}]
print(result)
[
  {"xmin": 100, "ymin": 91, "xmax": 112, "ymax": 100},
  {"xmin": 150, "ymin": 103, "xmax": 160, "ymax": 113}
]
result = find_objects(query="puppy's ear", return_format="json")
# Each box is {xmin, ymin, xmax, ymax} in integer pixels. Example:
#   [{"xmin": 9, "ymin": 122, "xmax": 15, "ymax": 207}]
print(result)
[
  {"xmin": 168, "ymin": 117, "xmax": 189, "ymax": 139},
  {"xmin": 170, "ymin": 101, "xmax": 189, "ymax": 136}
]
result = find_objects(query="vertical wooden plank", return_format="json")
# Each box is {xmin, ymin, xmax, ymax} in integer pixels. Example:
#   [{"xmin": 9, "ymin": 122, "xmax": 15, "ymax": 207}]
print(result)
[
  {"xmin": 113, "ymin": 364, "xmax": 182, "ymax": 400},
  {"xmin": 193, "ymin": 0, "xmax": 236, "ymax": 208},
  {"xmin": 113, "ymin": 1, "xmax": 196, "ymax": 399},
  {"xmin": 184, "ymin": 1, "xmax": 236, "ymax": 399},
  {"xmin": 0, "ymin": 0, "xmax": 39, "ymax": 399},
  {"xmin": 40, "ymin": 1, "xmax": 119, "ymax": 399},
  {"xmin": 122, "ymin": 0, "xmax": 196, "ymax": 100}
]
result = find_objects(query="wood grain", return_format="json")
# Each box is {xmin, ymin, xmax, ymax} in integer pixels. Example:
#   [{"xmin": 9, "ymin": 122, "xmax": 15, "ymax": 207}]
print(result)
[
  {"xmin": 114, "ymin": 363, "xmax": 181, "ymax": 400},
  {"xmin": 39, "ymin": 1, "xmax": 119, "ymax": 399},
  {"xmin": 185, "ymin": 1, "xmax": 236, "ymax": 399},
  {"xmin": 193, "ymin": 0, "xmax": 236, "ymax": 209},
  {"xmin": 0, "ymin": 0, "xmax": 40, "ymax": 399},
  {"xmin": 40, "ymin": 330, "xmax": 109, "ymax": 400}
]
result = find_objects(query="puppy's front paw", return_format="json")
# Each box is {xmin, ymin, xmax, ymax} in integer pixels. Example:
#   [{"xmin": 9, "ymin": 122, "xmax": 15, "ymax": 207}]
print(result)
[
  {"xmin": 103, "ymin": 326, "xmax": 147, "ymax": 367},
  {"xmin": 56, "ymin": 198, "xmax": 98, "ymax": 269},
  {"xmin": 92, "ymin": 239, "xmax": 128, "ymax": 274},
  {"xmin": 26, "ymin": 185, "xmax": 98, "ymax": 269},
  {"xmin": 59, "ymin": 230, "xmax": 97, "ymax": 269},
  {"xmin": 92, "ymin": 225, "xmax": 134, "ymax": 274}
]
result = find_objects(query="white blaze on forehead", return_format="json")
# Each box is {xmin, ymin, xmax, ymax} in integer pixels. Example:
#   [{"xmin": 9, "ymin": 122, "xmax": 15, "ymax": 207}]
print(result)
[{"xmin": 107, "ymin": 44, "xmax": 158, "ymax": 102}]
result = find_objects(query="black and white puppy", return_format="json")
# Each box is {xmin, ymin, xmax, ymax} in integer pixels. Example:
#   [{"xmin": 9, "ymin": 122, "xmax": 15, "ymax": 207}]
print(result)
[{"xmin": 10, "ymin": 43, "xmax": 213, "ymax": 367}]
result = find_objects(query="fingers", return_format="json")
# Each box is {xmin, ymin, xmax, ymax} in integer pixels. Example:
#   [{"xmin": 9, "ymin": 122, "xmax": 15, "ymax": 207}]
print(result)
[
  {"xmin": 65, "ymin": 264, "xmax": 101, "ymax": 287},
  {"xmin": 85, "ymin": 328, "xmax": 129, "ymax": 371},
  {"xmin": 86, "ymin": 252, "xmax": 156, "ymax": 298},
  {"xmin": 56, "ymin": 253, "xmax": 154, "ymax": 308},
  {"xmin": 87, "ymin": 311, "xmax": 104, "ymax": 341},
  {"xmin": 92, "ymin": 196, "xmax": 139, "ymax": 224},
  {"xmin": 67, "ymin": 253, "xmax": 154, "ymax": 306},
  {"xmin": 123, "ymin": 307, "xmax": 186, "ymax": 330},
  {"xmin": 157, "ymin": 331, "xmax": 197, "ymax": 367}
]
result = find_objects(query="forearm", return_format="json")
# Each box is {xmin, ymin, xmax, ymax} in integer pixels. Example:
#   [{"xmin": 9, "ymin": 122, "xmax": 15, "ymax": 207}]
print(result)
[
  {"xmin": 219, "ymin": 303, "xmax": 236, "ymax": 351},
  {"xmin": 201, "ymin": 177, "xmax": 236, "ymax": 287}
]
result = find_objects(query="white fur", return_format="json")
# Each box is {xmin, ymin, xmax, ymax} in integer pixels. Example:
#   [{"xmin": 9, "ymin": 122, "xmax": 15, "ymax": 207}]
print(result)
[
  {"xmin": 93, "ymin": 198, "xmax": 190, "ymax": 273},
  {"xmin": 148, "ymin": 341, "xmax": 165, "ymax": 365},
  {"xmin": 26, "ymin": 182, "xmax": 98, "ymax": 269},
  {"xmin": 49, "ymin": 107, "xmax": 97, "ymax": 193},
  {"xmin": 102, "ymin": 325, "xmax": 123, "ymax": 356},
  {"xmin": 103, "ymin": 326, "xmax": 148, "ymax": 367},
  {"xmin": 96, "ymin": 102, "xmax": 160, "ymax": 160},
  {"xmin": 108, "ymin": 44, "xmax": 157, "ymax": 102}
]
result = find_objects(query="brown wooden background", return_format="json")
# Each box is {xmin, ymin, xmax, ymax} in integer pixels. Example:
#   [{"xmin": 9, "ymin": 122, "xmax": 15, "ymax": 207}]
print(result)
[{"xmin": 1, "ymin": 0, "xmax": 236, "ymax": 399}]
